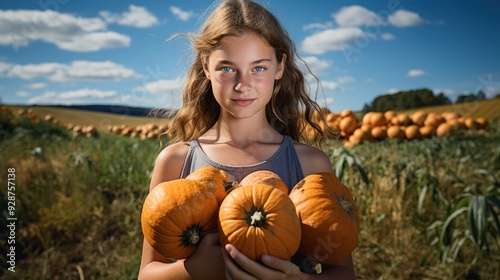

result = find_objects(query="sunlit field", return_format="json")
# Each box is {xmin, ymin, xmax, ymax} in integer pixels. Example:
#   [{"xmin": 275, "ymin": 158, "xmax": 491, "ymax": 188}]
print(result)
[{"xmin": 1, "ymin": 104, "xmax": 499, "ymax": 279}]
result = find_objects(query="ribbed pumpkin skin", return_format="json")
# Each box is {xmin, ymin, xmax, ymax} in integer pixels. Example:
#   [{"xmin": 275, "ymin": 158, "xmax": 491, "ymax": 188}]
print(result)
[
  {"xmin": 141, "ymin": 179, "xmax": 218, "ymax": 260},
  {"xmin": 218, "ymin": 184, "xmax": 301, "ymax": 261},
  {"xmin": 289, "ymin": 172, "xmax": 359, "ymax": 265},
  {"xmin": 239, "ymin": 170, "xmax": 289, "ymax": 195},
  {"xmin": 186, "ymin": 166, "xmax": 230, "ymax": 204}
]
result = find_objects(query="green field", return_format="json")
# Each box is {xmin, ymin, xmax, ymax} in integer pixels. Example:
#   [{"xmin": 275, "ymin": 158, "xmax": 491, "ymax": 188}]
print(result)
[{"xmin": 1, "ymin": 105, "xmax": 499, "ymax": 279}]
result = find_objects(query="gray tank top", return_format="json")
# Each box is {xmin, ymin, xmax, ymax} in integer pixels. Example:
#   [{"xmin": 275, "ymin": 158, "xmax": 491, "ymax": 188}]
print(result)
[{"xmin": 180, "ymin": 136, "xmax": 304, "ymax": 191}]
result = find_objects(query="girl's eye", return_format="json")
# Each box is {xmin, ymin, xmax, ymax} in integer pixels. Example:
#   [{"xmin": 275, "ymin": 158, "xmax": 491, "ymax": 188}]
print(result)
[
  {"xmin": 254, "ymin": 66, "xmax": 266, "ymax": 72},
  {"xmin": 221, "ymin": 66, "xmax": 232, "ymax": 72}
]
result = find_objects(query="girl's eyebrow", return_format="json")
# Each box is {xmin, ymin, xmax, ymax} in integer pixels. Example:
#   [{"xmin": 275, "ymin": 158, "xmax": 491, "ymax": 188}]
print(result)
[{"xmin": 215, "ymin": 58, "xmax": 272, "ymax": 65}]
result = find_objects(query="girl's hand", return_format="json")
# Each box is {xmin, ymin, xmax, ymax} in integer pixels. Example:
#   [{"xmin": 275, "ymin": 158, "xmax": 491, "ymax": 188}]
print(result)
[
  {"xmin": 222, "ymin": 244, "xmax": 308, "ymax": 280},
  {"xmin": 184, "ymin": 232, "xmax": 226, "ymax": 280}
]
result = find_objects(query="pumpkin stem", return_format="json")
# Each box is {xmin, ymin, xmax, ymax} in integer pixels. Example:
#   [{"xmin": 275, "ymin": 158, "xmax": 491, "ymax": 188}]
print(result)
[
  {"xmin": 250, "ymin": 211, "xmax": 263, "ymax": 225},
  {"xmin": 188, "ymin": 227, "xmax": 200, "ymax": 245},
  {"xmin": 246, "ymin": 207, "xmax": 267, "ymax": 228},
  {"xmin": 340, "ymin": 198, "xmax": 352, "ymax": 212},
  {"xmin": 181, "ymin": 224, "xmax": 203, "ymax": 247},
  {"xmin": 224, "ymin": 181, "xmax": 238, "ymax": 193},
  {"xmin": 304, "ymin": 258, "xmax": 323, "ymax": 274}
]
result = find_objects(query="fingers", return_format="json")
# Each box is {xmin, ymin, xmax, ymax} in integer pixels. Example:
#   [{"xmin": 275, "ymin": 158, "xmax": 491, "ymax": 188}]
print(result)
[
  {"xmin": 261, "ymin": 255, "xmax": 302, "ymax": 277},
  {"xmin": 222, "ymin": 244, "xmax": 257, "ymax": 280},
  {"xmin": 223, "ymin": 244, "xmax": 303, "ymax": 280}
]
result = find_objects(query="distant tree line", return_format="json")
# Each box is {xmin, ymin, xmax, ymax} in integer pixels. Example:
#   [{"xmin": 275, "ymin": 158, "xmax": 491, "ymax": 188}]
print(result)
[{"xmin": 362, "ymin": 88, "xmax": 493, "ymax": 113}]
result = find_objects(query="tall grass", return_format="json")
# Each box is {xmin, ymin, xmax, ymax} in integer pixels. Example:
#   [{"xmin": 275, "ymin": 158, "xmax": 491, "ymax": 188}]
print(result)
[
  {"xmin": 0, "ymin": 113, "xmax": 163, "ymax": 279},
  {"xmin": 1, "ymin": 113, "xmax": 499, "ymax": 279}
]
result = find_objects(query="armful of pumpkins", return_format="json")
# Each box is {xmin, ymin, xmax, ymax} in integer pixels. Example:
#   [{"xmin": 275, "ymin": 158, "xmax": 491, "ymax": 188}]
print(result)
[{"xmin": 141, "ymin": 166, "xmax": 359, "ymax": 274}]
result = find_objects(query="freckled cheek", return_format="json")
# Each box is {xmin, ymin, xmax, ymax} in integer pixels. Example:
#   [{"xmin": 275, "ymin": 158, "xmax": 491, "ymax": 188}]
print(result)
[
  {"xmin": 211, "ymin": 76, "xmax": 236, "ymax": 99},
  {"xmin": 253, "ymin": 77, "xmax": 275, "ymax": 94}
]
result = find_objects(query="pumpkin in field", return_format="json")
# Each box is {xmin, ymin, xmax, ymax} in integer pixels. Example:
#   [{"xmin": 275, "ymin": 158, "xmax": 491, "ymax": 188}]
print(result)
[
  {"xmin": 239, "ymin": 170, "xmax": 289, "ymax": 194},
  {"xmin": 436, "ymin": 122, "xmax": 453, "ymax": 138},
  {"xmin": 218, "ymin": 184, "xmax": 301, "ymax": 261},
  {"xmin": 386, "ymin": 125, "xmax": 403, "ymax": 139},
  {"xmin": 339, "ymin": 116, "xmax": 358, "ymax": 136},
  {"xmin": 141, "ymin": 179, "xmax": 219, "ymax": 260},
  {"xmin": 404, "ymin": 125, "xmax": 421, "ymax": 140},
  {"xmin": 186, "ymin": 165, "xmax": 232, "ymax": 204},
  {"xmin": 419, "ymin": 125, "xmax": 435, "ymax": 138},
  {"xmin": 289, "ymin": 172, "xmax": 359, "ymax": 272}
]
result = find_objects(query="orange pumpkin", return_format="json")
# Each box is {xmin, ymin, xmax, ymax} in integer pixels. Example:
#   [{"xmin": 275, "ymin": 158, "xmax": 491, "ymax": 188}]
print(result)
[
  {"xmin": 141, "ymin": 179, "xmax": 218, "ymax": 260},
  {"xmin": 289, "ymin": 172, "xmax": 359, "ymax": 272},
  {"xmin": 186, "ymin": 166, "xmax": 232, "ymax": 204},
  {"xmin": 218, "ymin": 184, "xmax": 301, "ymax": 261},
  {"xmin": 239, "ymin": 170, "xmax": 289, "ymax": 195}
]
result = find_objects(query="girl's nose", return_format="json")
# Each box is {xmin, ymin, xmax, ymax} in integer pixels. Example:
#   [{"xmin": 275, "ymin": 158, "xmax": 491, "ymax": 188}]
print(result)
[{"xmin": 234, "ymin": 75, "xmax": 251, "ymax": 92}]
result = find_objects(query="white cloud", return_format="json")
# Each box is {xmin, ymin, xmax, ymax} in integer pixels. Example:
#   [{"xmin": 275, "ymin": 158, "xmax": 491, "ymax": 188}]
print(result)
[
  {"xmin": 302, "ymin": 27, "xmax": 367, "ymax": 54},
  {"xmin": 28, "ymin": 82, "xmax": 47, "ymax": 89},
  {"xmin": 303, "ymin": 22, "xmax": 334, "ymax": 31},
  {"xmin": 6, "ymin": 60, "xmax": 142, "ymax": 82},
  {"xmin": 27, "ymin": 88, "xmax": 117, "ymax": 104},
  {"xmin": 301, "ymin": 56, "xmax": 331, "ymax": 74},
  {"xmin": 170, "ymin": 6, "xmax": 195, "ymax": 21},
  {"xmin": 134, "ymin": 78, "xmax": 184, "ymax": 95},
  {"xmin": 407, "ymin": 69, "xmax": 427, "ymax": 77},
  {"xmin": 321, "ymin": 81, "xmax": 341, "ymax": 92},
  {"xmin": 59, "ymin": 88, "xmax": 116, "ymax": 99},
  {"xmin": 0, "ymin": 61, "xmax": 12, "ymax": 76},
  {"xmin": 0, "ymin": 9, "xmax": 130, "ymax": 51},
  {"xmin": 389, "ymin": 10, "xmax": 425, "ymax": 27},
  {"xmin": 16, "ymin": 90, "xmax": 30, "ymax": 97},
  {"xmin": 100, "ymin": 5, "xmax": 159, "ymax": 28},
  {"xmin": 386, "ymin": 88, "xmax": 399, "ymax": 94},
  {"xmin": 380, "ymin": 33, "xmax": 395, "ymax": 40},
  {"xmin": 59, "ymin": 31, "xmax": 131, "ymax": 52},
  {"xmin": 333, "ymin": 5, "xmax": 384, "ymax": 27},
  {"xmin": 433, "ymin": 88, "xmax": 455, "ymax": 96},
  {"xmin": 316, "ymin": 76, "xmax": 354, "ymax": 94},
  {"xmin": 337, "ymin": 76, "xmax": 355, "ymax": 84}
]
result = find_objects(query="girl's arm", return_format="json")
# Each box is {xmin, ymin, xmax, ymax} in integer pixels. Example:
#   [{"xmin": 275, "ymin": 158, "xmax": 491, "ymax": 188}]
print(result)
[{"xmin": 138, "ymin": 143, "xmax": 226, "ymax": 280}]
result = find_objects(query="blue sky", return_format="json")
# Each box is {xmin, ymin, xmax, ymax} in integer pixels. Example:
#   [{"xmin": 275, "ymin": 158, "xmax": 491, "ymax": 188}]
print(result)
[{"xmin": 1, "ymin": 0, "xmax": 499, "ymax": 112}]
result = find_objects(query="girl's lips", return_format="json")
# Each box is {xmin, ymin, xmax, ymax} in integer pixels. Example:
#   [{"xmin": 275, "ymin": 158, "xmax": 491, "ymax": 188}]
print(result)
[{"xmin": 232, "ymin": 99, "xmax": 255, "ymax": 106}]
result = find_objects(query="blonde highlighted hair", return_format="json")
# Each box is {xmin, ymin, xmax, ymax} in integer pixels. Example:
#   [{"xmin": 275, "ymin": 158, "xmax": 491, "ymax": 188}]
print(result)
[{"xmin": 165, "ymin": 0, "xmax": 330, "ymax": 146}]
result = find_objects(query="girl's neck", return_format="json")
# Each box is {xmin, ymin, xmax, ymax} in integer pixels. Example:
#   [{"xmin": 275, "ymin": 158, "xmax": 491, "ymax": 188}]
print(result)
[{"xmin": 203, "ymin": 113, "xmax": 282, "ymax": 146}]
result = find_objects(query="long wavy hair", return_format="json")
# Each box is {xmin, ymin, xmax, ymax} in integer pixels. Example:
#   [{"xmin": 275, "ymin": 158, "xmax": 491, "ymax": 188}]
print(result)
[{"xmin": 165, "ymin": 0, "xmax": 330, "ymax": 146}]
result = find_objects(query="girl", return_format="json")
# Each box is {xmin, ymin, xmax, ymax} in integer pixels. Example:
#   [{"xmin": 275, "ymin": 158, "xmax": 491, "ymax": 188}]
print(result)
[{"xmin": 139, "ymin": 0, "xmax": 356, "ymax": 279}]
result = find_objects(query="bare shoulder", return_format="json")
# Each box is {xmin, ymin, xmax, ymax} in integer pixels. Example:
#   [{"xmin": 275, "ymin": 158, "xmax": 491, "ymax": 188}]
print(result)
[
  {"xmin": 293, "ymin": 141, "xmax": 333, "ymax": 176},
  {"xmin": 149, "ymin": 142, "xmax": 190, "ymax": 189}
]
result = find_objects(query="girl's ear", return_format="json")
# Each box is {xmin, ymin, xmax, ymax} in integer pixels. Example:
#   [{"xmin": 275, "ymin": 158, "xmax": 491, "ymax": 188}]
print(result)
[
  {"xmin": 275, "ymin": 53, "xmax": 286, "ymax": 80},
  {"xmin": 202, "ymin": 57, "xmax": 210, "ymax": 80}
]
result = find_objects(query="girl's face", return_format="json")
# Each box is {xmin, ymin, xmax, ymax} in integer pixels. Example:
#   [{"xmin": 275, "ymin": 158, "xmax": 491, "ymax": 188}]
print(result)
[{"xmin": 203, "ymin": 31, "xmax": 285, "ymax": 120}]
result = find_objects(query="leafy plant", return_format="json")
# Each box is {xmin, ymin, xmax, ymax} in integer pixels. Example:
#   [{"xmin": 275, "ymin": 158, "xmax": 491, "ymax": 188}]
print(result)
[
  {"xmin": 330, "ymin": 146, "xmax": 369, "ymax": 185},
  {"xmin": 425, "ymin": 169, "xmax": 500, "ymax": 265}
]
